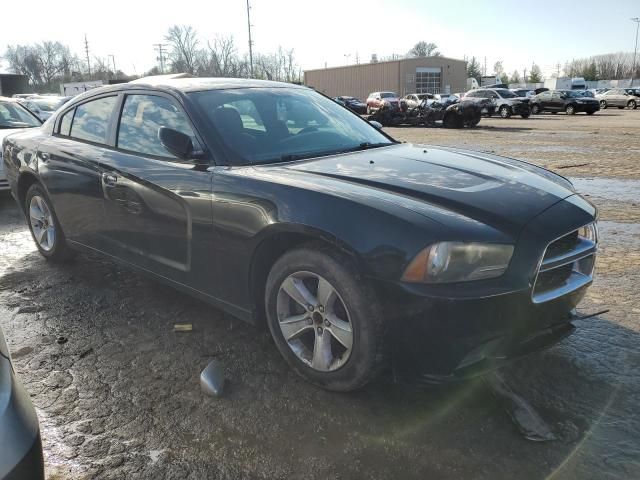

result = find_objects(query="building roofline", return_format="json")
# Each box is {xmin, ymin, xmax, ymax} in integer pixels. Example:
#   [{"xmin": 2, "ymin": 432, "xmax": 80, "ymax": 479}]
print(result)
[{"xmin": 303, "ymin": 56, "xmax": 466, "ymax": 73}]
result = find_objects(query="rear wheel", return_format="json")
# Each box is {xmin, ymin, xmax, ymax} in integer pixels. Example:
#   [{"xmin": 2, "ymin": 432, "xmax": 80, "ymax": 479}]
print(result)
[
  {"xmin": 25, "ymin": 183, "xmax": 74, "ymax": 261},
  {"xmin": 530, "ymin": 104, "xmax": 540, "ymax": 115},
  {"xmin": 587, "ymin": 110, "xmax": 596, "ymax": 115},
  {"xmin": 520, "ymin": 112, "xmax": 530, "ymax": 119},
  {"xmin": 499, "ymin": 105, "xmax": 511, "ymax": 118},
  {"xmin": 565, "ymin": 104, "xmax": 576, "ymax": 115},
  {"xmin": 618, "ymin": 106, "xmax": 625, "ymax": 109},
  {"xmin": 628, "ymin": 100, "xmax": 637, "ymax": 109},
  {"xmin": 265, "ymin": 246, "xmax": 385, "ymax": 391}
]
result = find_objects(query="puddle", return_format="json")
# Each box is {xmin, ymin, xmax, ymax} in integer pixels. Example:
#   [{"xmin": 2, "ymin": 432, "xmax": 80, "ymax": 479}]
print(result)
[{"xmin": 569, "ymin": 177, "xmax": 640, "ymax": 204}]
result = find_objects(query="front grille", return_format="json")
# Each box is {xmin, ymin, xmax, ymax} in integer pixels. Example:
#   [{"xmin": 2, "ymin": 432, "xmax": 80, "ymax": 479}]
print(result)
[{"xmin": 532, "ymin": 227, "xmax": 597, "ymax": 304}]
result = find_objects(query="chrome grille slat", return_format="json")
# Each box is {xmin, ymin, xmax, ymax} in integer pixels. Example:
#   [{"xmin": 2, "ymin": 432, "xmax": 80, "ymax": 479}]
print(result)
[{"xmin": 532, "ymin": 225, "xmax": 597, "ymax": 304}]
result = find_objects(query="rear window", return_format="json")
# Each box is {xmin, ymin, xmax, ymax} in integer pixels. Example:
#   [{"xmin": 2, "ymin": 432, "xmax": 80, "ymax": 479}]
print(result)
[{"xmin": 70, "ymin": 96, "xmax": 117, "ymax": 144}]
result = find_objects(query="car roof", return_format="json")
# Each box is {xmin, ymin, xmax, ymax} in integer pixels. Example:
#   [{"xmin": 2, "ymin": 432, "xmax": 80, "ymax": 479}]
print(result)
[{"xmin": 127, "ymin": 76, "xmax": 305, "ymax": 93}]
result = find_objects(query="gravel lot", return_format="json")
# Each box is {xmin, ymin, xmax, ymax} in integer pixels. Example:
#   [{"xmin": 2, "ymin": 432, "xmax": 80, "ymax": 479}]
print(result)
[{"xmin": 1, "ymin": 109, "xmax": 639, "ymax": 479}]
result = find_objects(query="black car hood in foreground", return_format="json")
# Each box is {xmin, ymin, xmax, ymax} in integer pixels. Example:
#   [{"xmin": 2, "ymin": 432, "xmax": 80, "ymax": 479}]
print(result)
[{"xmin": 283, "ymin": 144, "xmax": 575, "ymax": 236}]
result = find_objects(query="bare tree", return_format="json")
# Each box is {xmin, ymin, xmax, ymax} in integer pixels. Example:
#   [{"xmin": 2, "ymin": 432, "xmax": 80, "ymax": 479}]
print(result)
[
  {"xmin": 205, "ymin": 35, "xmax": 239, "ymax": 77},
  {"xmin": 165, "ymin": 25, "xmax": 200, "ymax": 74},
  {"xmin": 38, "ymin": 41, "xmax": 74, "ymax": 86},
  {"xmin": 408, "ymin": 41, "xmax": 440, "ymax": 58}
]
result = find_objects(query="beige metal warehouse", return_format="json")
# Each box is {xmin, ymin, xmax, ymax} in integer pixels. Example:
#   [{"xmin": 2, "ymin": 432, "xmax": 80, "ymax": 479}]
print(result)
[{"xmin": 304, "ymin": 56, "xmax": 467, "ymax": 102}]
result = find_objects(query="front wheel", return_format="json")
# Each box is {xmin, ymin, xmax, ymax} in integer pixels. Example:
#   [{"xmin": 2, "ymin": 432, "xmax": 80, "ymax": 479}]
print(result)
[
  {"xmin": 587, "ymin": 110, "xmax": 596, "ymax": 115},
  {"xmin": 565, "ymin": 104, "xmax": 576, "ymax": 115},
  {"xmin": 628, "ymin": 100, "xmax": 637, "ymax": 109},
  {"xmin": 25, "ymin": 183, "xmax": 74, "ymax": 261},
  {"xmin": 530, "ymin": 104, "xmax": 540, "ymax": 115},
  {"xmin": 520, "ymin": 112, "xmax": 530, "ymax": 119},
  {"xmin": 265, "ymin": 246, "xmax": 385, "ymax": 391},
  {"xmin": 600, "ymin": 100, "xmax": 607, "ymax": 109},
  {"xmin": 499, "ymin": 105, "xmax": 511, "ymax": 118}
]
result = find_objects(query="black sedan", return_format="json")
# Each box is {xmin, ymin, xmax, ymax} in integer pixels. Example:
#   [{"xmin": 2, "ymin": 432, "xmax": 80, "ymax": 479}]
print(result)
[
  {"xmin": 0, "ymin": 326, "xmax": 45, "ymax": 479},
  {"xmin": 530, "ymin": 90, "xmax": 600, "ymax": 115},
  {"xmin": 334, "ymin": 96, "xmax": 367, "ymax": 114},
  {"xmin": 2, "ymin": 78, "xmax": 598, "ymax": 390}
]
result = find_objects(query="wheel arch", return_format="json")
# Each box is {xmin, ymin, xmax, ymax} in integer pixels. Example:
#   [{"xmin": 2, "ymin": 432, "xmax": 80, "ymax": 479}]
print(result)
[
  {"xmin": 16, "ymin": 171, "xmax": 42, "ymax": 212},
  {"xmin": 248, "ymin": 224, "xmax": 366, "ymax": 326}
]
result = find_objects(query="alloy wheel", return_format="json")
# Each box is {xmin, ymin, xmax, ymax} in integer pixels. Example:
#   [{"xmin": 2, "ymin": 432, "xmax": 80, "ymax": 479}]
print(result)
[
  {"xmin": 500, "ymin": 106, "xmax": 510, "ymax": 118},
  {"xmin": 566, "ymin": 105, "xmax": 575, "ymax": 115},
  {"xmin": 600, "ymin": 100, "xmax": 606, "ymax": 109},
  {"xmin": 629, "ymin": 100, "xmax": 637, "ymax": 109},
  {"xmin": 29, "ymin": 195, "xmax": 56, "ymax": 252},
  {"xmin": 276, "ymin": 271, "xmax": 353, "ymax": 372}
]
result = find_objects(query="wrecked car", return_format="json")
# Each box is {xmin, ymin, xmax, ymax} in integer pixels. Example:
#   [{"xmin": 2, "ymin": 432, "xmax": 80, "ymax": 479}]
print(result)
[
  {"xmin": 368, "ymin": 96, "xmax": 483, "ymax": 128},
  {"xmin": 3, "ymin": 78, "xmax": 598, "ymax": 391}
]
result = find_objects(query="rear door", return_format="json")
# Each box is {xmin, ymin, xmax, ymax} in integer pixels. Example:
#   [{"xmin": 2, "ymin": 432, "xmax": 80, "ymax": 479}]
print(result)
[
  {"xmin": 37, "ymin": 94, "xmax": 119, "ymax": 248},
  {"xmin": 99, "ymin": 91, "xmax": 214, "ymax": 288},
  {"xmin": 549, "ymin": 91, "xmax": 564, "ymax": 111}
]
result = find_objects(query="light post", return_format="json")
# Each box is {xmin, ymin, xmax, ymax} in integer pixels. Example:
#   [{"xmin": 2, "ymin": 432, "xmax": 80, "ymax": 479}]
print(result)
[
  {"xmin": 344, "ymin": 54, "xmax": 351, "ymax": 65},
  {"xmin": 631, "ymin": 18, "xmax": 640, "ymax": 86}
]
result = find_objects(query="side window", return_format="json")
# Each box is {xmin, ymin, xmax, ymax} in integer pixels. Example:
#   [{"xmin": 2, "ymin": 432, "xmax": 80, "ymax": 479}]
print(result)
[
  {"xmin": 117, "ymin": 94, "xmax": 197, "ymax": 158},
  {"xmin": 59, "ymin": 109, "xmax": 74, "ymax": 136},
  {"xmin": 220, "ymin": 99, "xmax": 265, "ymax": 132},
  {"xmin": 70, "ymin": 96, "xmax": 117, "ymax": 144},
  {"xmin": 552, "ymin": 91, "xmax": 561, "ymax": 98}
]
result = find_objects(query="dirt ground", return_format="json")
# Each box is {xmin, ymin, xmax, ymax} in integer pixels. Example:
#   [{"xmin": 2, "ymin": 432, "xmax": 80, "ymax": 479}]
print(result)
[{"xmin": 0, "ymin": 109, "xmax": 639, "ymax": 479}]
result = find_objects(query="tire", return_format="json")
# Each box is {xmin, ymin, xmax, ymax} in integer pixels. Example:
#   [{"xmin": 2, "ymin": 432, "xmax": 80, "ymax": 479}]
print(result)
[
  {"xmin": 600, "ymin": 100, "xmax": 607, "ymax": 109},
  {"xmin": 530, "ymin": 104, "xmax": 540, "ymax": 115},
  {"xmin": 520, "ymin": 112, "xmax": 530, "ymax": 119},
  {"xmin": 24, "ymin": 183, "xmax": 74, "ymax": 261},
  {"xmin": 551, "ymin": 111, "xmax": 558, "ymax": 114},
  {"xmin": 499, "ymin": 105, "xmax": 511, "ymax": 119},
  {"xmin": 265, "ymin": 246, "xmax": 385, "ymax": 391},
  {"xmin": 587, "ymin": 110, "xmax": 595, "ymax": 115},
  {"xmin": 366, "ymin": 106, "xmax": 372, "ymax": 115},
  {"xmin": 466, "ymin": 114, "xmax": 481, "ymax": 127},
  {"xmin": 618, "ymin": 106, "xmax": 624, "ymax": 109},
  {"xmin": 628, "ymin": 100, "xmax": 637, "ymax": 109},
  {"xmin": 565, "ymin": 104, "xmax": 576, "ymax": 115}
]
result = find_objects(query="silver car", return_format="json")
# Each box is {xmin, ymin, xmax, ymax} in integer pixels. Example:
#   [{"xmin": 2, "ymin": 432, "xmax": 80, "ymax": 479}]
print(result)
[
  {"xmin": 596, "ymin": 88, "xmax": 639, "ymax": 110},
  {"xmin": 0, "ymin": 97, "xmax": 42, "ymax": 191}
]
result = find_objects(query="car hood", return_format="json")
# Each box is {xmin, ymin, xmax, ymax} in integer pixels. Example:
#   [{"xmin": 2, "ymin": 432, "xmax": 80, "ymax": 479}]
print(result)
[
  {"xmin": 0, "ymin": 128, "xmax": 23, "ymax": 144},
  {"xmin": 281, "ymin": 144, "xmax": 575, "ymax": 236}
]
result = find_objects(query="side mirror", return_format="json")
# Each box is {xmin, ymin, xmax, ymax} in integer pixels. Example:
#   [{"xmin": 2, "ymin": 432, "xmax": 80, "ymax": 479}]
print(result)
[
  {"xmin": 369, "ymin": 120, "xmax": 383, "ymax": 130},
  {"xmin": 158, "ymin": 127, "xmax": 193, "ymax": 160}
]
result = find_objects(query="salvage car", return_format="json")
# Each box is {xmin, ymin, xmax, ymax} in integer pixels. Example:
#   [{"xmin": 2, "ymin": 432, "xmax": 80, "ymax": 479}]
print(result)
[
  {"xmin": 464, "ymin": 88, "xmax": 530, "ymax": 118},
  {"xmin": 402, "ymin": 93, "xmax": 433, "ymax": 109},
  {"xmin": 596, "ymin": 88, "xmax": 639, "ymax": 110},
  {"xmin": 3, "ymin": 78, "xmax": 598, "ymax": 390},
  {"xmin": 0, "ymin": 325, "xmax": 45, "ymax": 480},
  {"xmin": 334, "ymin": 96, "xmax": 367, "ymax": 114},
  {"xmin": 0, "ymin": 97, "xmax": 43, "ymax": 192},
  {"xmin": 530, "ymin": 90, "xmax": 600, "ymax": 115},
  {"xmin": 366, "ymin": 91, "xmax": 401, "ymax": 114}
]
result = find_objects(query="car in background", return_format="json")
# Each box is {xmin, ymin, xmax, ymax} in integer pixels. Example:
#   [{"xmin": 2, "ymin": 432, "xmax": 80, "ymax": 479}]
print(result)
[
  {"xmin": 0, "ymin": 325, "xmax": 45, "ymax": 479},
  {"xmin": 530, "ymin": 90, "xmax": 600, "ymax": 115},
  {"xmin": 511, "ymin": 89, "xmax": 535, "ymax": 99},
  {"xmin": 23, "ymin": 96, "xmax": 72, "ymax": 121},
  {"xmin": 366, "ymin": 91, "xmax": 401, "ymax": 114},
  {"xmin": 577, "ymin": 90, "xmax": 595, "ymax": 98},
  {"xmin": 464, "ymin": 88, "xmax": 530, "ymax": 118},
  {"xmin": 0, "ymin": 97, "xmax": 43, "ymax": 192},
  {"xmin": 403, "ymin": 93, "xmax": 433, "ymax": 109},
  {"xmin": 596, "ymin": 88, "xmax": 639, "ymax": 110},
  {"xmin": 334, "ymin": 96, "xmax": 367, "ymax": 114},
  {"xmin": 3, "ymin": 78, "xmax": 598, "ymax": 390},
  {"xmin": 623, "ymin": 88, "xmax": 640, "ymax": 97}
]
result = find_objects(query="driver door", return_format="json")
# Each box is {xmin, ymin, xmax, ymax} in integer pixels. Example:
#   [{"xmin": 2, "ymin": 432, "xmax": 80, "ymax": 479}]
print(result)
[{"xmin": 98, "ymin": 92, "xmax": 214, "ymax": 289}]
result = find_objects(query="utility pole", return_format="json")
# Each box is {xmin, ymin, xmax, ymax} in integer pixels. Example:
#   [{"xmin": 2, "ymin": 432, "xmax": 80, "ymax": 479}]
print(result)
[
  {"xmin": 556, "ymin": 63, "xmax": 561, "ymax": 77},
  {"xmin": 108, "ymin": 55, "xmax": 116, "ymax": 77},
  {"xmin": 483, "ymin": 56, "xmax": 487, "ymax": 76},
  {"xmin": 84, "ymin": 34, "xmax": 91, "ymax": 76},
  {"xmin": 631, "ymin": 18, "xmax": 640, "ymax": 86},
  {"xmin": 246, "ymin": 0, "xmax": 254, "ymax": 78},
  {"xmin": 153, "ymin": 44, "xmax": 168, "ymax": 73},
  {"xmin": 344, "ymin": 54, "xmax": 351, "ymax": 65},
  {"xmin": 523, "ymin": 68, "xmax": 527, "ymax": 84}
]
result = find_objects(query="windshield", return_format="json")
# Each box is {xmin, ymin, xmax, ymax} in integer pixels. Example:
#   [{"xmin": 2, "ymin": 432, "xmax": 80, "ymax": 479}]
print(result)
[
  {"xmin": 496, "ymin": 89, "xmax": 517, "ymax": 98},
  {"xmin": 380, "ymin": 92, "xmax": 397, "ymax": 98},
  {"xmin": 33, "ymin": 98, "xmax": 68, "ymax": 111},
  {"xmin": 0, "ymin": 101, "xmax": 41, "ymax": 128},
  {"xmin": 190, "ymin": 87, "xmax": 394, "ymax": 165},
  {"xmin": 562, "ymin": 90, "xmax": 583, "ymax": 98}
]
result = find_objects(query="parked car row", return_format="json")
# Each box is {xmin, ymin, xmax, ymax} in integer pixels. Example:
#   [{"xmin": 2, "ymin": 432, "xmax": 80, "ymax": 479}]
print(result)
[
  {"xmin": 530, "ymin": 90, "xmax": 601, "ymax": 115},
  {"xmin": 12, "ymin": 94, "xmax": 74, "ymax": 122}
]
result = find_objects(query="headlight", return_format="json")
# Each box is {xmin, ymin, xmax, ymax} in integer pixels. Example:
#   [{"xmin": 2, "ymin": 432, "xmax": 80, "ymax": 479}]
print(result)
[
  {"xmin": 402, "ymin": 242, "xmax": 514, "ymax": 283},
  {"xmin": 577, "ymin": 223, "xmax": 598, "ymax": 243}
]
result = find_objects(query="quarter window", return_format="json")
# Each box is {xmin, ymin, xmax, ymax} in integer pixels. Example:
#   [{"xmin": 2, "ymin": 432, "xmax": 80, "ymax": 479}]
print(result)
[
  {"xmin": 117, "ymin": 94, "xmax": 197, "ymax": 158},
  {"xmin": 70, "ymin": 96, "xmax": 117, "ymax": 144},
  {"xmin": 59, "ymin": 109, "xmax": 74, "ymax": 136}
]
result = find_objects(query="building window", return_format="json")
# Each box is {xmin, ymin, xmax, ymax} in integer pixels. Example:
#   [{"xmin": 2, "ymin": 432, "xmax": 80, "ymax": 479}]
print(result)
[{"xmin": 415, "ymin": 67, "xmax": 441, "ymax": 94}]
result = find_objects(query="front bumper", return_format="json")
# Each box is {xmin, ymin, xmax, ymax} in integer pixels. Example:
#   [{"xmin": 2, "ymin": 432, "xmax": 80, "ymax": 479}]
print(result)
[
  {"xmin": 574, "ymin": 102, "xmax": 600, "ymax": 113},
  {"xmin": 510, "ymin": 102, "xmax": 530, "ymax": 115},
  {"xmin": 381, "ymin": 282, "xmax": 587, "ymax": 384}
]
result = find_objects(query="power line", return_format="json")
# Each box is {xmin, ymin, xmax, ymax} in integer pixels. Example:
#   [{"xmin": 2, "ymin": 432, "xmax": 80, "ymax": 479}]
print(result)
[
  {"xmin": 153, "ymin": 44, "xmax": 168, "ymax": 73},
  {"xmin": 246, "ymin": 0, "xmax": 254, "ymax": 78}
]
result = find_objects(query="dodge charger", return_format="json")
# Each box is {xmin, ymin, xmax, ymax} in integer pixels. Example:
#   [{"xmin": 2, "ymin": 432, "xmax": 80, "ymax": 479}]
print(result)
[{"xmin": 1, "ymin": 78, "xmax": 598, "ymax": 391}]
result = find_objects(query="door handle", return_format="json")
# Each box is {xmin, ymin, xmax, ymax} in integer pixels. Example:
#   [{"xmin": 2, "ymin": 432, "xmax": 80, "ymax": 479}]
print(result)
[{"xmin": 102, "ymin": 173, "xmax": 118, "ymax": 186}]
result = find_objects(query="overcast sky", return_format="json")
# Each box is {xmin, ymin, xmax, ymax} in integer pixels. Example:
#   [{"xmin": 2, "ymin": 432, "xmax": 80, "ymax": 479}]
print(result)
[{"xmin": 2, "ymin": 0, "xmax": 639, "ymax": 78}]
